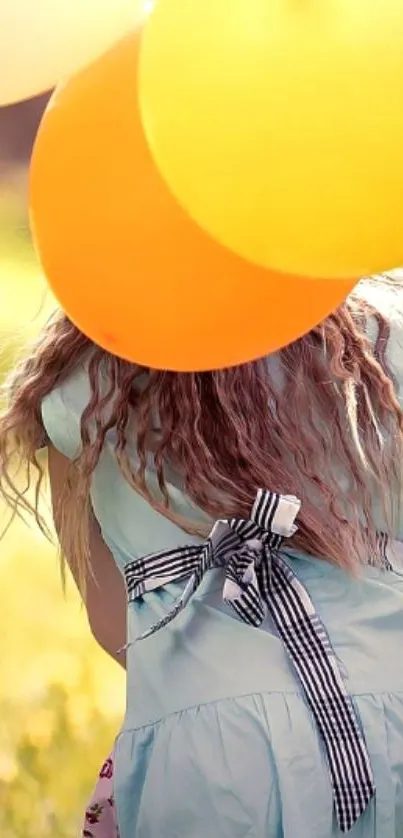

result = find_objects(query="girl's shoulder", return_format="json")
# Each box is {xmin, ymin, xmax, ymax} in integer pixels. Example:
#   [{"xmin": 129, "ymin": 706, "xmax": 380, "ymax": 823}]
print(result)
[{"xmin": 41, "ymin": 356, "xmax": 93, "ymax": 458}]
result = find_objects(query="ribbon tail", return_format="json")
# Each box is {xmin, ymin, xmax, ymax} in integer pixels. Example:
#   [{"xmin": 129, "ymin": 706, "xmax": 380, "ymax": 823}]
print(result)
[{"xmin": 265, "ymin": 555, "xmax": 375, "ymax": 832}]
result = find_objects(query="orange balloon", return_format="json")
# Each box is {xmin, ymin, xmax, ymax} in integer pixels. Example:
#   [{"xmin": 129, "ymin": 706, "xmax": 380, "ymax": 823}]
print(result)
[{"xmin": 30, "ymin": 32, "xmax": 355, "ymax": 371}]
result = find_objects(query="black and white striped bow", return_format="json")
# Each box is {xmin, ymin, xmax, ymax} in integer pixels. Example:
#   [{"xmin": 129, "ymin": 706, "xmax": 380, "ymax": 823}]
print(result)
[{"xmin": 124, "ymin": 489, "xmax": 375, "ymax": 833}]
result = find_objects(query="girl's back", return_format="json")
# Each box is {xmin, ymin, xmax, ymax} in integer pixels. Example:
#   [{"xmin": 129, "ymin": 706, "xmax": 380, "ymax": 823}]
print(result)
[{"xmin": 2, "ymin": 277, "xmax": 403, "ymax": 837}]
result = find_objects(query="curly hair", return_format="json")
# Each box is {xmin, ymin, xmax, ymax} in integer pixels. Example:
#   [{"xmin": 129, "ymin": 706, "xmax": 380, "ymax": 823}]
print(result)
[{"xmin": 1, "ymin": 276, "xmax": 403, "ymax": 588}]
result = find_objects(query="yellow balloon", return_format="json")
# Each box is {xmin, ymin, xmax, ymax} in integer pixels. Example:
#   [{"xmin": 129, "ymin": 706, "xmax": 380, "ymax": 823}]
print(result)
[
  {"xmin": 140, "ymin": 0, "xmax": 403, "ymax": 279},
  {"xmin": 0, "ymin": 0, "xmax": 149, "ymax": 106}
]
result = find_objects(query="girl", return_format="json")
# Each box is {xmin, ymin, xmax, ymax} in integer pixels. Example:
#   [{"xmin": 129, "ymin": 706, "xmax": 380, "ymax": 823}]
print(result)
[{"xmin": 1, "ymin": 276, "xmax": 403, "ymax": 838}]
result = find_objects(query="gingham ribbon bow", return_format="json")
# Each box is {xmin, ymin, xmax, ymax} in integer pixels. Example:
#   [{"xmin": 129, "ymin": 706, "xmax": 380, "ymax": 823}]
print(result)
[{"xmin": 124, "ymin": 490, "xmax": 375, "ymax": 832}]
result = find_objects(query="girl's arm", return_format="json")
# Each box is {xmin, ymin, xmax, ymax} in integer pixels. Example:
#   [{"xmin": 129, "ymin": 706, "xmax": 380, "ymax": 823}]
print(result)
[{"xmin": 48, "ymin": 444, "xmax": 127, "ymax": 669}]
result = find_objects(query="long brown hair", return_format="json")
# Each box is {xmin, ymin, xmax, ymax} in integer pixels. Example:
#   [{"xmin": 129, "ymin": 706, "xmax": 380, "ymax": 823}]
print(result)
[{"xmin": 1, "ymin": 276, "xmax": 403, "ymax": 585}]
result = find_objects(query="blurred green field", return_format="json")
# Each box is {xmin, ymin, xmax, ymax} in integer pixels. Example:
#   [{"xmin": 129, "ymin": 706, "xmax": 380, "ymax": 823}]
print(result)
[{"xmin": 0, "ymin": 174, "xmax": 125, "ymax": 838}]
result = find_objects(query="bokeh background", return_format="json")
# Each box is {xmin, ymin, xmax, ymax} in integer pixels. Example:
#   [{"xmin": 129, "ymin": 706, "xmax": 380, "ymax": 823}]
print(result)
[{"xmin": 0, "ymin": 95, "xmax": 125, "ymax": 838}]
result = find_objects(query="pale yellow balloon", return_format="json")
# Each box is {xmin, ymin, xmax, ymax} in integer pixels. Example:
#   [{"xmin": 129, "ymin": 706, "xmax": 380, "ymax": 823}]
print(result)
[
  {"xmin": 0, "ymin": 0, "xmax": 150, "ymax": 106},
  {"xmin": 140, "ymin": 0, "xmax": 403, "ymax": 279}
]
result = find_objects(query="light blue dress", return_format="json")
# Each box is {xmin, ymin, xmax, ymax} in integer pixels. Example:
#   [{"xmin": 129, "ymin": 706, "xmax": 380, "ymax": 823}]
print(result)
[{"xmin": 41, "ymin": 283, "xmax": 403, "ymax": 838}]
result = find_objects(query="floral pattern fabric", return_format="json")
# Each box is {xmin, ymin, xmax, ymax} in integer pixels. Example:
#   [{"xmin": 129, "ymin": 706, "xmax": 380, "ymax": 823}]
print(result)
[{"xmin": 82, "ymin": 752, "xmax": 119, "ymax": 838}]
